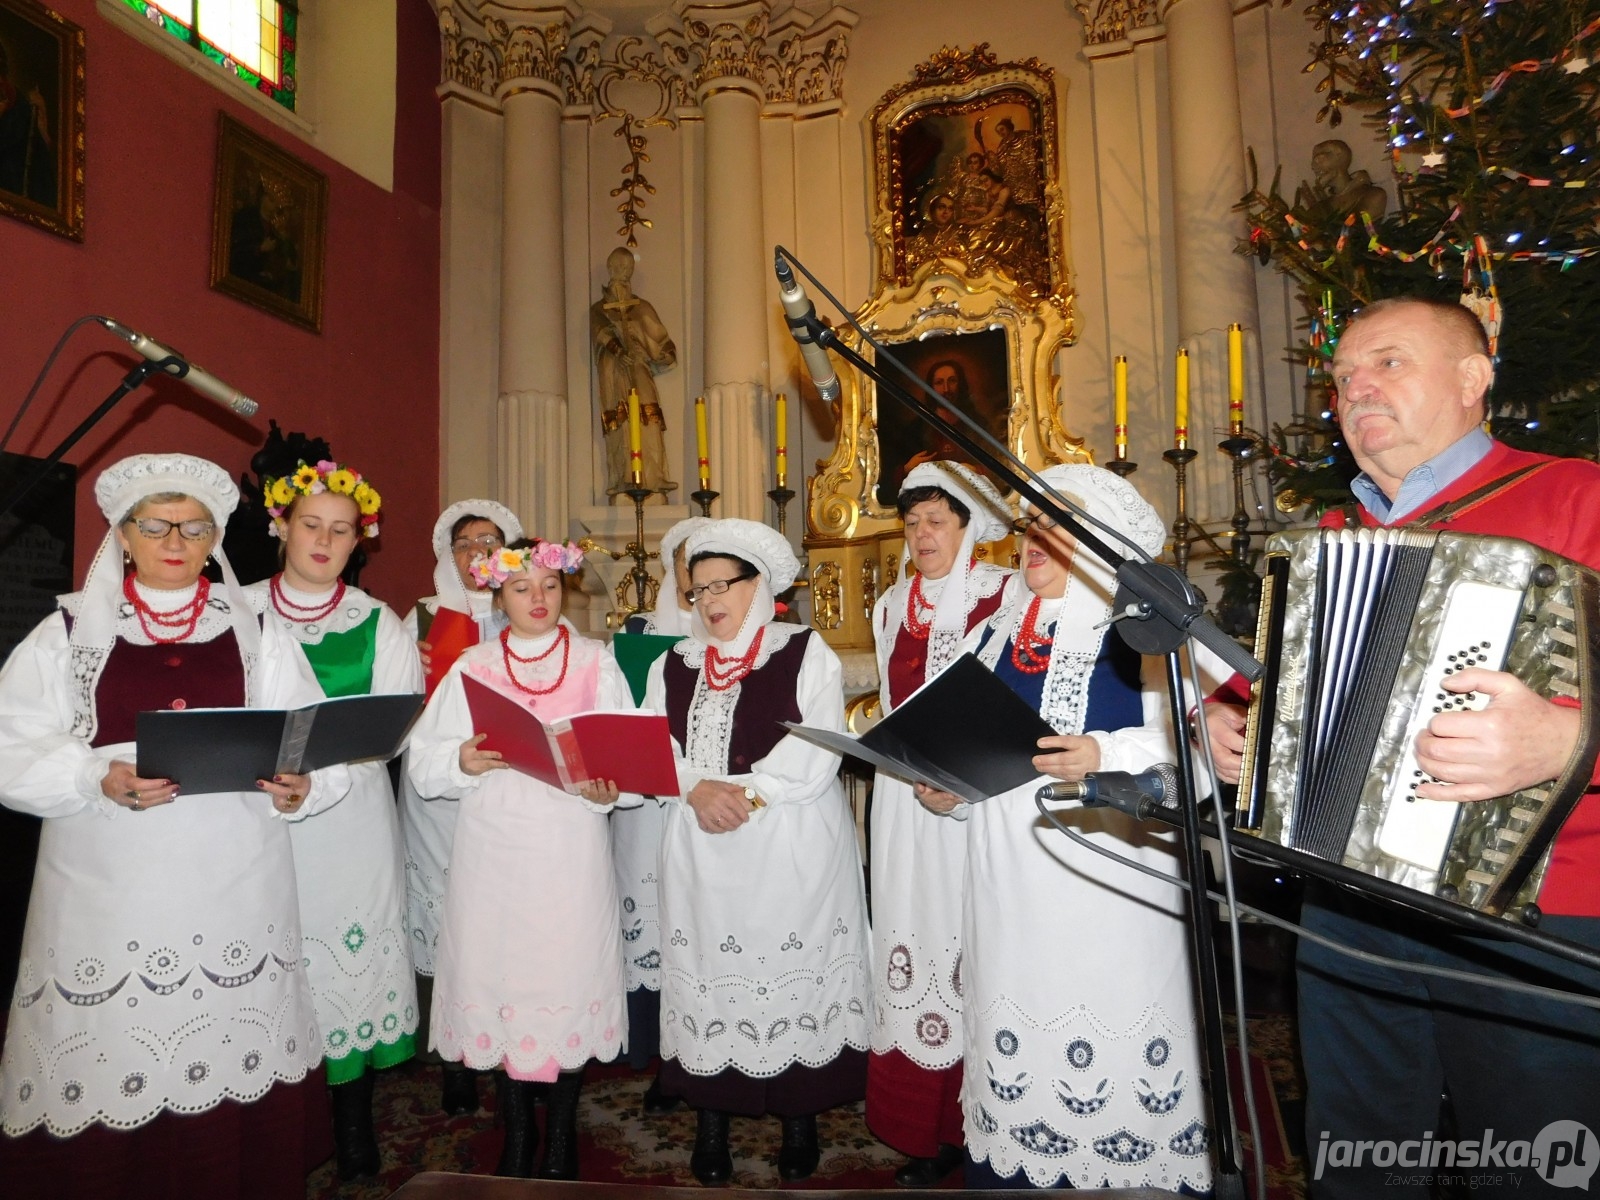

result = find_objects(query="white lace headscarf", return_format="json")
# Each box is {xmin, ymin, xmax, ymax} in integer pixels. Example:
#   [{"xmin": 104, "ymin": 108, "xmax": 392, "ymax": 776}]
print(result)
[
  {"xmin": 681, "ymin": 519, "xmax": 801, "ymax": 664},
  {"xmin": 898, "ymin": 461, "xmax": 1013, "ymax": 675},
  {"xmin": 648, "ymin": 516, "xmax": 714, "ymax": 636},
  {"xmin": 429, "ymin": 499, "xmax": 523, "ymax": 615},
  {"xmin": 70, "ymin": 454, "xmax": 256, "ymax": 740},
  {"xmin": 978, "ymin": 464, "xmax": 1167, "ymax": 731}
]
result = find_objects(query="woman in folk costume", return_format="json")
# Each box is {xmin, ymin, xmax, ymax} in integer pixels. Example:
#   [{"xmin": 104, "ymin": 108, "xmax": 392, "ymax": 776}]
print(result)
[
  {"xmin": 613, "ymin": 514, "xmax": 710, "ymax": 1113},
  {"xmin": 865, "ymin": 461, "xmax": 1012, "ymax": 1187},
  {"xmin": 917, "ymin": 464, "xmax": 1212, "ymax": 1194},
  {"xmin": 0, "ymin": 453, "xmax": 348, "ymax": 1199},
  {"xmin": 398, "ymin": 498, "xmax": 522, "ymax": 1115},
  {"xmin": 643, "ymin": 519, "xmax": 872, "ymax": 1186},
  {"xmin": 406, "ymin": 538, "xmax": 634, "ymax": 1180},
  {"xmin": 247, "ymin": 460, "xmax": 421, "ymax": 1181}
]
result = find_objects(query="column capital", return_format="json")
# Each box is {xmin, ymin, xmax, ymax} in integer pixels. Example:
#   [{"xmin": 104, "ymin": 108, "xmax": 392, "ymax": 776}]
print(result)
[
  {"xmin": 435, "ymin": 0, "xmax": 610, "ymax": 107},
  {"xmin": 1070, "ymin": 0, "xmax": 1163, "ymax": 48},
  {"xmin": 649, "ymin": 1, "xmax": 857, "ymax": 110}
]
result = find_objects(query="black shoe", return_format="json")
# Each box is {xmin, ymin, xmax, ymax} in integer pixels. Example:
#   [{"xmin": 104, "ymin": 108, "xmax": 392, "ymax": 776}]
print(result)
[
  {"xmin": 331, "ymin": 1073, "xmax": 382, "ymax": 1183},
  {"xmin": 441, "ymin": 1063, "xmax": 480, "ymax": 1116},
  {"xmin": 777, "ymin": 1113, "xmax": 820, "ymax": 1182},
  {"xmin": 495, "ymin": 1076, "xmax": 539, "ymax": 1178},
  {"xmin": 536, "ymin": 1068, "xmax": 584, "ymax": 1180},
  {"xmin": 894, "ymin": 1144, "xmax": 964, "ymax": 1187},
  {"xmin": 642, "ymin": 1074, "xmax": 682, "ymax": 1115},
  {"xmin": 690, "ymin": 1108, "xmax": 733, "ymax": 1186}
]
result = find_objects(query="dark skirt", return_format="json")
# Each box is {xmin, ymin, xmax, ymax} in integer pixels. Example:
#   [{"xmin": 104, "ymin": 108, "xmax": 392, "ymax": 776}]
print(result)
[
  {"xmin": 0, "ymin": 1069, "xmax": 332, "ymax": 1200},
  {"xmin": 626, "ymin": 986, "xmax": 661, "ymax": 1070},
  {"xmin": 659, "ymin": 1046, "xmax": 867, "ymax": 1117}
]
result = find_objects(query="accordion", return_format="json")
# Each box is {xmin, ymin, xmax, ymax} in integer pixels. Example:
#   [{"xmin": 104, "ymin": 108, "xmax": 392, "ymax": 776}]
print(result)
[{"xmin": 1237, "ymin": 528, "xmax": 1600, "ymax": 921}]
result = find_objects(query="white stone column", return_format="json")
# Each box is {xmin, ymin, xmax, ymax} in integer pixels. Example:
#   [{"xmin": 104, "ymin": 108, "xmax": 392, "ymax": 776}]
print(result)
[
  {"xmin": 1163, "ymin": 0, "xmax": 1264, "ymax": 520},
  {"xmin": 495, "ymin": 77, "xmax": 568, "ymax": 537},
  {"xmin": 700, "ymin": 79, "xmax": 771, "ymax": 522}
]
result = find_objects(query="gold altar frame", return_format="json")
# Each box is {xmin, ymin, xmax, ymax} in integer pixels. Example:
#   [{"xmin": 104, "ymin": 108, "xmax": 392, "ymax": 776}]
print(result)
[
  {"xmin": 806, "ymin": 261, "xmax": 1085, "ymax": 542},
  {"xmin": 802, "ymin": 47, "xmax": 1086, "ymax": 653},
  {"xmin": 870, "ymin": 44, "xmax": 1074, "ymax": 318}
]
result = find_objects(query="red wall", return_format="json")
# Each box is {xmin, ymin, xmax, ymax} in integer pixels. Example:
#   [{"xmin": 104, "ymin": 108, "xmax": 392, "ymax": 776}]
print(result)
[{"xmin": 0, "ymin": 0, "xmax": 442, "ymax": 609}]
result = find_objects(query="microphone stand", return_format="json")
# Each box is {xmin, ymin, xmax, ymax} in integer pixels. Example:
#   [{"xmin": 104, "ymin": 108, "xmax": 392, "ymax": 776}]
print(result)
[
  {"xmin": 0, "ymin": 358, "xmax": 183, "ymax": 521},
  {"xmin": 775, "ymin": 249, "xmax": 1257, "ymax": 1198}
]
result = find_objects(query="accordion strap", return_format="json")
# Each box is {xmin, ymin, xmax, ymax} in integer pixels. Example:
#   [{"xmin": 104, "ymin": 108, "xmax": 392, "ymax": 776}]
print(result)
[{"xmin": 1403, "ymin": 461, "xmax": 1557, "ymax": 528}]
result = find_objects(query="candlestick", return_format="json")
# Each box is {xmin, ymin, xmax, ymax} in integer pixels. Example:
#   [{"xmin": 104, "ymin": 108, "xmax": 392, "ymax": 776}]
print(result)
[
  {"xmin": 577, "ymin": 485, "xmax": 660, "ymax": 621},
  {"xmin": 1227, "ymin": 323, "xmax": 1245, "ymax": 435},
  {"xmin": 1113, "ymin": 356, "xmax": 1128, "ymax": 461},
  {"xmin": 695, "ymin": 395, "xmax": 710, "ymax": 488},
  {"xmin": 1174, "ymin": 348, "xmax": 1190, "ymax": 451},
  {"xmin": 775, "ymin": 392, "xmax": 789, "ymax": 489},
  {"xmin": 627, "ymin": 389, "xmax": 643, "ymax": 486}
]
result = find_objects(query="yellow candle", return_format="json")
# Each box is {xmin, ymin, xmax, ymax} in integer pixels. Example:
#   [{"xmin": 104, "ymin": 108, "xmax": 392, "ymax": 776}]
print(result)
[
  {"xmin": 1227, "ymin": 323, "xmax": 1245, "ymax": 433},
  {"xmin": 1113, "ymin": 356, "xmax": 1128, "ymax": 460},
  {"xmin": 1175, "ymin": 348, "xmax": 1190, "ymax": 450},
  {"xmin": 775, "ymin": 392, "xmax": 789, "ymax": 488},
  {"xmin": 627, "ymin": 389, "xmax": 643, "ymax": 485},
  {"xmin": 695, "ymin": 396, "xmax": 710, "ymax": 488}
]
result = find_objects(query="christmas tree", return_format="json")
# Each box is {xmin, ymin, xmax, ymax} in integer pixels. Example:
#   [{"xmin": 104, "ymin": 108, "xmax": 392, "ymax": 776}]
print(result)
[{"xmin": 1241, "ymin": 0, "xmax": 1600, "ymax": 514}]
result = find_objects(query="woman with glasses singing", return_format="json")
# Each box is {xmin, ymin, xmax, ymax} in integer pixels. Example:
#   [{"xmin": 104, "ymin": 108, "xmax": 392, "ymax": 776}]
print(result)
[
  {"xmin": 642, "ymin": 519, "xmax": 871, "ymax": 1186},
  {"xmin": 915, "ymin": 465, "xmax": 1211, "ymax": 1195},
  {"xmin": 0, "ymin": 454, "xmax": 349, "ymax": 1199},
  {"xmin": 397, "ymin": 500, "xmax": 522, "ymax": 1117}
]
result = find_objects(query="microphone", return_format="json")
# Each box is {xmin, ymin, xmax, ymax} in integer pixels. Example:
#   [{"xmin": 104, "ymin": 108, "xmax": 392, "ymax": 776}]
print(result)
[
  {"xmin": 97, "ymin": 318, "xmax": 260, "ymax": 418},
  {"xmin": 1036, "ymin": 764, "xmax": 1180, "ymax": 821},
  {"xmin": 773, "ymin": 253, "xmax": 841, "ymax": 403}
]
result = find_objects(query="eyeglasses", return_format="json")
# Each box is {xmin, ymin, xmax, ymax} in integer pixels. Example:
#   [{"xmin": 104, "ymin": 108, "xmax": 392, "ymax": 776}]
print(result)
[
  {"xmin": 452, "ymin": 533, "xmax": 504, "ymax": 554},
  {"xmin": 1011, "ymin": 513, "xmax": 1060, "ymax": 536},
  {"xmin": 688, "ymin": 573, "xmax": 757, "ymax": 603},
  {"xmin": 128, "ymin": 517, "xmax": 215, "ymax": 541}
]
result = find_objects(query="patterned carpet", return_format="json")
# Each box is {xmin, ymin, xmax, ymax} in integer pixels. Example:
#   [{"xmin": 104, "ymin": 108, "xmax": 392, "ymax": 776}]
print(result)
[{"xmin": 307, "ymin": 1018, "xmax": 1306, "ymax": 1198}]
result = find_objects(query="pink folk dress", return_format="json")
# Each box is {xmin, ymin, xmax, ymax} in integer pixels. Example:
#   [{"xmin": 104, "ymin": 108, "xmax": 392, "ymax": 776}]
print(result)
[{"xmin": 404, "ymin": 627, "xmax": 634, "ymax": 1081}]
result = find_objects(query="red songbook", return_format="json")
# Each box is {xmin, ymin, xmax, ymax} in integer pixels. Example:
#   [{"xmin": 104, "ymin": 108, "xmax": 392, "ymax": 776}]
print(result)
[
  {"xmin": 462, "ymin": 674, "xmax": 680, "ymax": 797},
  {"xmin": 424, "ymin": 606, "xmax": 479, "ymax": 698}
]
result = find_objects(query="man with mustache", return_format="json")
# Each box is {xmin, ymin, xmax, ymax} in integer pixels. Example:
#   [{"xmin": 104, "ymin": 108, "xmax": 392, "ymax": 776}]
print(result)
[{"xmin": 1204, "ymin": 297, "xmax": 1600, "ymax": 1198}]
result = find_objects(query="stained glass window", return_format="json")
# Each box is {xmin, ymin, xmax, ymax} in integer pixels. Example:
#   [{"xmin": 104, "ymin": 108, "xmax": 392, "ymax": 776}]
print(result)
[{"xmin": 120, "ymin": 1, "xmax": 298, "ymax": 112}]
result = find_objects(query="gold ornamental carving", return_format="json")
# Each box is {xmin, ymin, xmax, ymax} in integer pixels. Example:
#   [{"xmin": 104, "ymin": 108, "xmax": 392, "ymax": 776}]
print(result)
[
  {"xmin": 1072, "ymin": 0, "xmax": 1164, "ymax": 46},
  {"xmin": 811, "ymin": 561, "xmax": 843, "ymax": 631},
  {"xmin": 653, "ymin": 2, "xmax": 856, "ymax": 108}
]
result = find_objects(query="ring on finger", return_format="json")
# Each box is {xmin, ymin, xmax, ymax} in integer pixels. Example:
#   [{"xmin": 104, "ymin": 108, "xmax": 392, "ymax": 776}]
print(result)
[
  {"xmin": 125, "ymin": 788, "xmax": 139, "ymax": 800},
  {"xmin": 131, "ymin": 799, "xmax": 142, "ymax": 811}
]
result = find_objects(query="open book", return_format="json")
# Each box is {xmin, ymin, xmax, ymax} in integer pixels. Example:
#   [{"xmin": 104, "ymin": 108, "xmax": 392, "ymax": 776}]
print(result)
[
  {"xmin": 137, "ymin": 692, "xmax": 426, "ymax": 795},
  {"xmin": 463, "ymin": 674, "xmax": 680, "ymax": 796},
  {"xmin": 784, "ymin": 653, "xmax": 1055, "ymax": 804}
]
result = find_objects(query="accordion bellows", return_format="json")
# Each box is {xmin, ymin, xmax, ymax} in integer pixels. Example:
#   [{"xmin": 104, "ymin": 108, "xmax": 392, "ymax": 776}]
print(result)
[{"xmin": 1239, "ymin": 528, "xmax": 1600, "ymax": 921}]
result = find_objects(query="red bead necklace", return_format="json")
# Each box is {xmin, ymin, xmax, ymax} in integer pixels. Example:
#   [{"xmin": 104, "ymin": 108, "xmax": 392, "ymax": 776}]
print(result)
[
  {"xmin": 270, "ymin": 574, "xmax": 346, "ymax": 624},
  {"xmin": 123, "ymin": 574, "xmax": 211, "ymax": 644},
  {"xmin": 904, "ymin": 574, "xmax": 934, "ymax": 641},
  {"xmin": 500, "ymin": 624, "xmax": 570, "ymax": 695},
  {"xmin": 1010, "ymin": 595, "xmax": 1055, "ymax": 675},
  {"xmin": 705, "ymin": 627, "xmax": 765, "ymax": 691}
]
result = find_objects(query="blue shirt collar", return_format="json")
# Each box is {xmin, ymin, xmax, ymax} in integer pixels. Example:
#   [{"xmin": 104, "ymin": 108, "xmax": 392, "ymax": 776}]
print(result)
[{"xmin": 1350, "ymin": 427, "xmax": 1494, "ymax": 524}]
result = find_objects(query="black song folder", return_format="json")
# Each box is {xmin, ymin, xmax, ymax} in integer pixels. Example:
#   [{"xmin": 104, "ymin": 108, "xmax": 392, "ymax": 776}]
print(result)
[
  {"xmin": 136, "ymin": 692, "xmax": 426, "ymax": 795},
  {"xmin": 785, "ymin": 653, "xmax": 1055, "ymax": 804}
]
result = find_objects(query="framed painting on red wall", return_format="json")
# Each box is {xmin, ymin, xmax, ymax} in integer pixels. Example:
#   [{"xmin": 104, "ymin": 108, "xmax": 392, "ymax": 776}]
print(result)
[
  {"xmin": 0, "ymin": 0, "xmax": 86, "ymax": 242},
  {"xmin": 209, "ymin": 112, "xmax": 326, "ymax": 332}
]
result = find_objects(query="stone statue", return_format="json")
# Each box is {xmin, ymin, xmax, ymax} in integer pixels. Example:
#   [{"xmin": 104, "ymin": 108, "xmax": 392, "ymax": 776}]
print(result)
[
  {"xmin": 592, "ymin": 247, "xmax": 678, "ymax": 498},
  {"xmin": 1311, "ymin": 138, "xmax": 1388, "ymax": 221}
]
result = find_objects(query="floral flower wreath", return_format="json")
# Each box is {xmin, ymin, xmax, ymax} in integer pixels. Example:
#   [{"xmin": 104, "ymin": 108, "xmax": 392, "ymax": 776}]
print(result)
[
  {"xmin": 470, "ymin": 539, "xmax": 586, "ymax": 588},
  {"xmin": 263, "ymin": 459, "xmax": 382, "ymax": 538}
]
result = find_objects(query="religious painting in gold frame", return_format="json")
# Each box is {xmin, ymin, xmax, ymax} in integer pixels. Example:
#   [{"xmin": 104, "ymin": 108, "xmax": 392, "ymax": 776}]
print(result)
[{"xmin": 871, "ymin": 44, "xmax": 1072, "ymax": 318}]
